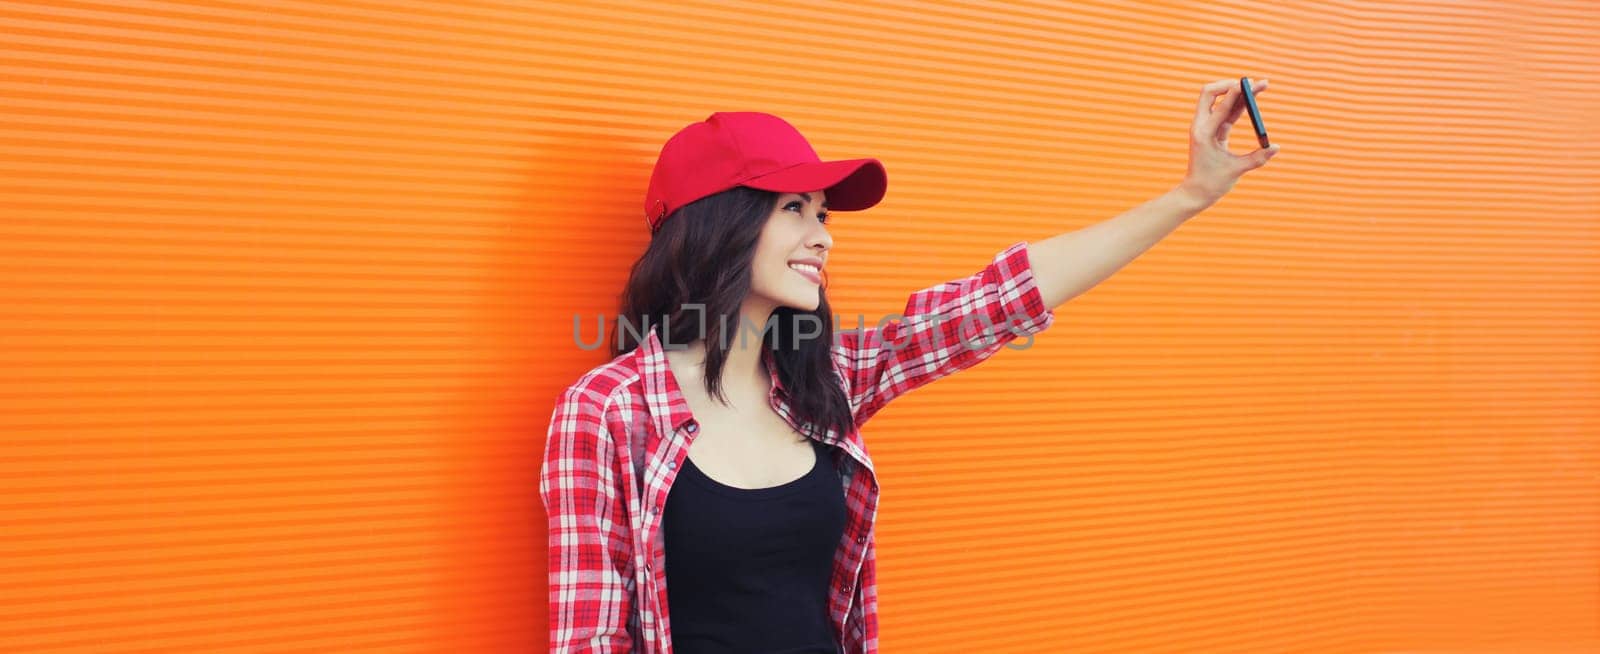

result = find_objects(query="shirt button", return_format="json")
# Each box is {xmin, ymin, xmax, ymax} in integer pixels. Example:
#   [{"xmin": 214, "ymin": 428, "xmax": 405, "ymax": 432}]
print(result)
[
  {"xmin": 855, "ymin": 535, "xmax": 866, "ymax": 544},
  {"xmin": 685, "ymin": 422, "xmax": 698, "ymax": 433},
  {"xmin": 667, "ymin": 460, "xmax": 677, "ymax": 470},
  {"xmin": 652, "ymin": 506, "xmax": 661, "ymax": 515}
]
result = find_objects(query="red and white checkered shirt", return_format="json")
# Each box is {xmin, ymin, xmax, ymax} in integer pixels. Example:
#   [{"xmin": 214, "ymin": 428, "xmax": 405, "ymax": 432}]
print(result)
[{"xmin": 541, "ymin": 240, "xmax": 1056, "ymax": 653}]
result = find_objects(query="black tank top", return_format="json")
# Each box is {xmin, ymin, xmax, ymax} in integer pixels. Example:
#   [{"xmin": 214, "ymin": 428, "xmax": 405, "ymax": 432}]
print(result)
[{"xmin": 662, "ymin": 437, "xmax": 848, "ymax": 654}]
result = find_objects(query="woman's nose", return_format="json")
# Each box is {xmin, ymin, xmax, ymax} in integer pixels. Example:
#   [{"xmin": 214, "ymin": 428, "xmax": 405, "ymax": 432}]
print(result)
[{"xmin": 809, "ymin": 220, "xmax": 833, "ymax": 249}]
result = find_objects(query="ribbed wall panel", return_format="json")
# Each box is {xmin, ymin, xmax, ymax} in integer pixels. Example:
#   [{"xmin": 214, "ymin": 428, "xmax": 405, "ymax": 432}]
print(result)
[{"xmin": 2, "ymin": 1, "xmax": 1596, "ymax": 652}]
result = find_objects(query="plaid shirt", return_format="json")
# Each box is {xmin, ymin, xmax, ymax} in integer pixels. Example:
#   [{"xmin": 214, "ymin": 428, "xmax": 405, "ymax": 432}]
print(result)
[{"xmin": 541, "ymin": 240, "xmax": 1056, "ymax": 653}]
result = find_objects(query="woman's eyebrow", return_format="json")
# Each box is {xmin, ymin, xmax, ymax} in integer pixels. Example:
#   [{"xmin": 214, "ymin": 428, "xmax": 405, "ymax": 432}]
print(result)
[{"xmin": 798, "ymin": 192, "xmax": 830, "ymax": 209}]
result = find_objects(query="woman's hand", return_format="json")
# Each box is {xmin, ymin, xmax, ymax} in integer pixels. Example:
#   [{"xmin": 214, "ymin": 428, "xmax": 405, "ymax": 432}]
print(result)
[{"xmin": 1179, "ymin": 78, "xmax": 1280, "ymax": 209}]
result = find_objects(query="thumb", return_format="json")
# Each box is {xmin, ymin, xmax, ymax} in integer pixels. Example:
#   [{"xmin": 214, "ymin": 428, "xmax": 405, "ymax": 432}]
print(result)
[{"xmin": 1252, "ymin": 143, "xmax": 1281, "ymax": 168}]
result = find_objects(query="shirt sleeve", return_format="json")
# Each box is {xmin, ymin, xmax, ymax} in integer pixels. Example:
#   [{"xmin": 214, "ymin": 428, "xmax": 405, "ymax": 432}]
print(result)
[
  {"xmin": 836, "ymin": 240, "xmax": 1056, "ymax": 426},
  {"xmin": 540, "ymin": 386, "xmax": 637, "ymax": 653}
]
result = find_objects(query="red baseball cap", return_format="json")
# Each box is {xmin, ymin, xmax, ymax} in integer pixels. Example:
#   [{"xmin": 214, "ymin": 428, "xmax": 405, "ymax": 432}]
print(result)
[{"xmin": 644, "ymin": 112, "xmax": 888, "ymax": 232}]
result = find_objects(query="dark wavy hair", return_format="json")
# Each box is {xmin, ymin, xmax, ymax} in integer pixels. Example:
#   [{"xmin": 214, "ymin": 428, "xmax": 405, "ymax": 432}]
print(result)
[{"xmin": 612, "ymin": 186, "xmax": 854, "ymax": 443}]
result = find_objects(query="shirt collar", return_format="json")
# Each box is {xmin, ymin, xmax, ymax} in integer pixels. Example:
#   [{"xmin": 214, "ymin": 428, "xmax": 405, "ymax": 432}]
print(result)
[
  {"xmin": 762, "ymin": 345, "xmax": 789, "ymax": 399},
  {"xmin": 636, "ymin": 329, "xmax": 696, "ymax": 435}
]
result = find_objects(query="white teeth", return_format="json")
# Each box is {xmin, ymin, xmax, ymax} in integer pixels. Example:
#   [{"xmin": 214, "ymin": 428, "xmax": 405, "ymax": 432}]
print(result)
[{"xmin": 789, "ymin": 263, "xmax": 820, "ymax": 275}]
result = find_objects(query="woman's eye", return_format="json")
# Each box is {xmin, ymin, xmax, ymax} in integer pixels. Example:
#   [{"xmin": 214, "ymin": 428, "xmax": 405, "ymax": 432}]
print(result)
[{"xmin": 787, "ymin": 201, "xmax": 828, "ymax": 224}]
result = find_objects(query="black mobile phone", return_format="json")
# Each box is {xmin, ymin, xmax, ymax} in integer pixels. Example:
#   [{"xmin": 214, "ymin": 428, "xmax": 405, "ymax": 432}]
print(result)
[{"xmin": 1239, "ymin": 77, "xmax": 1270, "ymax": 148}]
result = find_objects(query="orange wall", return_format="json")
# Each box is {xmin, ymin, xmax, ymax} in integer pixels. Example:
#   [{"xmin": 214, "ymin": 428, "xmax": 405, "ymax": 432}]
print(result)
[{"xmin": 3, "ymin": 2, "xmax": 1597, "ymax": 652}]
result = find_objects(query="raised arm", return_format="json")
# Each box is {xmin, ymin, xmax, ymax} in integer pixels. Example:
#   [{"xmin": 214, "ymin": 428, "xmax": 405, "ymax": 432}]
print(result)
[
  {"xmin": 1031, "ymin": 77, "xmax": 1281, "ymax": 308},
  {"xmin": 836, "ymin": 240, "xmax": 1056, "ymax": 426}
]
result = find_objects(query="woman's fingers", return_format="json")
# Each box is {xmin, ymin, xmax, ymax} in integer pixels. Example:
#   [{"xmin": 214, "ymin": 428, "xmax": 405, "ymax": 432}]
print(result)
[
  {"xmin": 1193, "ymin": 79, "xmax": 1236, "ymax": 124},
  {"xmin": 1199, "ymin": 78, "xmax": 1269, "ymax": 142}
]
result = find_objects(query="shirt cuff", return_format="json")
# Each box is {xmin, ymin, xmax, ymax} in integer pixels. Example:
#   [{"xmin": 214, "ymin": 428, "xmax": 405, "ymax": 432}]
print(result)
[{"xmin": 992, "ymin": 240, "xmax": 1056, "ymax": 337}]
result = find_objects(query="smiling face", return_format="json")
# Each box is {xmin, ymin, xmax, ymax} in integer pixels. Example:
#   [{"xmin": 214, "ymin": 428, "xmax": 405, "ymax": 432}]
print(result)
[{"xmin": 745, "ymin": 189, "xmax": 833, "ymax": 317}]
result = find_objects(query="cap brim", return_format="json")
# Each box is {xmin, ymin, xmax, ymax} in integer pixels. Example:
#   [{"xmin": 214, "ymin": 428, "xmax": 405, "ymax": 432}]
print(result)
[{"xmin": 740, "ymin": 158, "xmax": 887, "ymax": 212}]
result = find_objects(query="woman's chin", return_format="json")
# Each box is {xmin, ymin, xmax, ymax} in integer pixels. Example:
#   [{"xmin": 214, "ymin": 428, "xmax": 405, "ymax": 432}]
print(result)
[{"xmin": 784, "ymin": 292, "xmax": 821, "ymax": 313}]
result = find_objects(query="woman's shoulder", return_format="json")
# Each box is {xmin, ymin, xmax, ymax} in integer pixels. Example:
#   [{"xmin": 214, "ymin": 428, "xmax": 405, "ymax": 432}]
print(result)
[{"xmin": 553, "ymin": 349, "xmax": 650, "ymax": 425}]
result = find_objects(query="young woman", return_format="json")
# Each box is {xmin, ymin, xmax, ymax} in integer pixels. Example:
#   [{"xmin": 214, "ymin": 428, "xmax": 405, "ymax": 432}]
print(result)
[{"xmin": 543, "ymin": 78, "xmax": 1278, "ymax": 654}]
